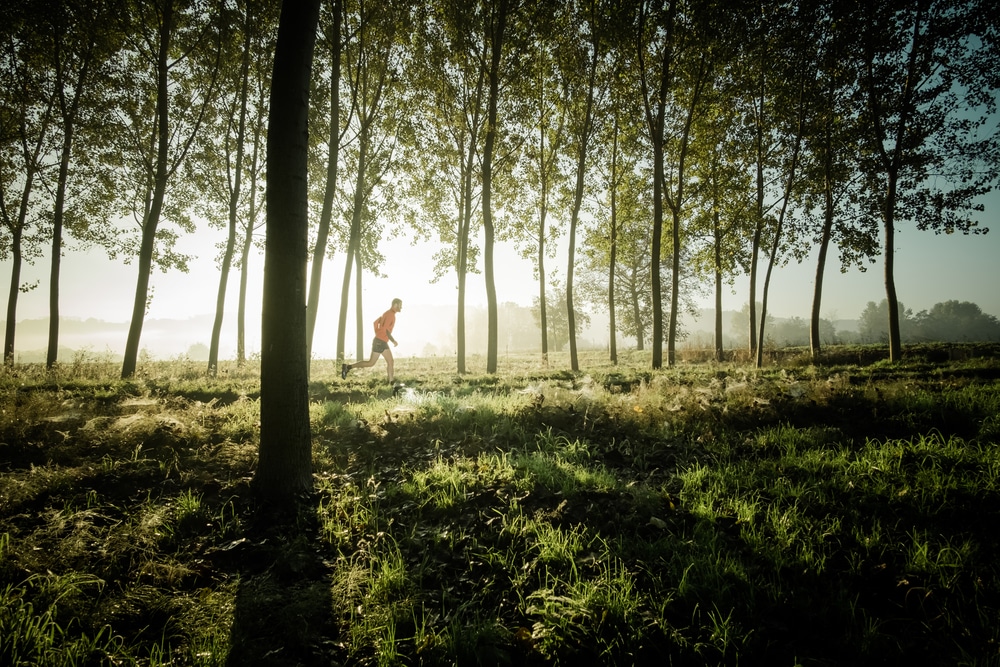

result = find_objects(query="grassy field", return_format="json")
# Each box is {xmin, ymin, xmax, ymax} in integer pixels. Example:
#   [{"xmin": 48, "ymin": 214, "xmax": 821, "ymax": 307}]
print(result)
[{"xmin": 2, "ymin": 344, "xmax": 999, "ymax": 666}]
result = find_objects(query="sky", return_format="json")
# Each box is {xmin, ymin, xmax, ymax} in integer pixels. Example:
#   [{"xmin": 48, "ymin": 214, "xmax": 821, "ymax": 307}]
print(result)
[{"xmin": 4, "ymin": 189, "xmax": 999, "ymax": 361}]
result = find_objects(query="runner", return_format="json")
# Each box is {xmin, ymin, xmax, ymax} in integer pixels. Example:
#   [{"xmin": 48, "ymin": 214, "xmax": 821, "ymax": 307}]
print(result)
[{"xmin": 342, "ymin": 298, "xmax": 402, "ymax": 383}]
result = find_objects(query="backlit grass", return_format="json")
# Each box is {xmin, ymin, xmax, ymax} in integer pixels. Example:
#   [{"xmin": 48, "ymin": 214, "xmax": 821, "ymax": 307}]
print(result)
[{"xmin": 1, "ymin": 344, "xmax": 999, "ymax": 665}]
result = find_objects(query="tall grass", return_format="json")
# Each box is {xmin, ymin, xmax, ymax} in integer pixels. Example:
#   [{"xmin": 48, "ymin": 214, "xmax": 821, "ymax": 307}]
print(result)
[{"xmin": 1, "ymin": 346, "xmax": 999, "ymax": 664}]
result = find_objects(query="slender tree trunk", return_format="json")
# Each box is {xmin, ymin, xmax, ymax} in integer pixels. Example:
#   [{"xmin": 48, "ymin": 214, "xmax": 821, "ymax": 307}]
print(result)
[
  {"xmin": 122, "ymin": 0, "xmax": 174, "ymax": 379},
  {"xmin": 3, "ymin": 228, "xmax": 23, "ymax": 367},
  {"xmin": 456, "ymin": 67, "xmax": 483, "ymax": 375},
  {"xmin": 457, "ymin": 138, "xmax": 476, "ymax": 373},
  {"xmin": 256, "ymin": 0, "xmax": 321, "ymax": 502},
  {"xmin": 748, "ymin": 216, "xmax": 762, "ymax": 357},
  {"xmin": 567, "ymin": 36, "xmax": 598, "ymax": 373},
  {"xmin": 482, "ymin": 2, "xmax": 509, "ymax": 375},
  {"xmin": 457, "ymin": 187, "xmax": 469, "ymax": 373},
  {"xmin": 47, "ymin": 45, "xmax": 90, "ymax": 368},
  {"xmin": 663, "ymin": 58, "xmax": 705, "ymax": 367},
  {"xmin": 209, "ymin": 212, "xmax": 237, "ymax": 375},
  {"xmin": 4, "ymin": 98, "xmax": 52, "ymax": 366},
  {"xmin": 607, "ymin": 123, "xmax": 619, "ymax": 365},
  {"xmin": 713, "ymin": 207, "xmax": 724, "ymax": 362},
  {"xmin": 748, "ymin": 47, "xmax": 766, "ymax": 359},
  {"xmin": 538, "ymin": 212, "xmax": 548, "ymax": 365},
  {"xmin": 649, "ymin": 139, "xmax": 664, "ymax": 368},
  {"xmin": 566, "ymin": 223, "xmax": 578, "ymax": 370},
  {"xmin": 756, "ymin": 78, "xmax": 805, "ymax": 369},
  {"xmin": 47, "ymin": 210, "xmax": 63, "ymax": 367},
  {"xmin": 637, "ymin": 0, "xmax": 674, "ymax": 370},
  {"xmin": 237, "ymin": 222, "xmax": 251, "ymax": 365},
  {"xmin": 630, "ymin": 274, "xmax": 644, "ymax": 351},
  {"xmin": 337, "ymin": 126, "xmax": 368, "ymax": 363},
  {"xmin": 306, "ymin": 0, "xmax": 343, "ymax": 365},
  {"xmin": 209, "ymin": 17, "xmax": 253, "ymax": 376},
  {"xmin": 355, "ymin": 250, "xmax": 363, "ymax": 362},
  {"xmin": 878, "ymin": 4, "xmax": 924, "ymax": 364},
  {"xmin": 810, "ymin": 129, "xmax": 834, "ymax": 362},
  {"xmin": 47, "ymin": 136, "xmax": 71, "ymax": 367},
  {"xmin": 537, "ymin": 107, "xmax": 549, "ymax": 366},
  {"xmin": 883, "ymin": 172, "xmax": 901, "ymax": 360},
  {"xmin": 237, "ymin": 111, "xmax": 263, "ymax": 367}
]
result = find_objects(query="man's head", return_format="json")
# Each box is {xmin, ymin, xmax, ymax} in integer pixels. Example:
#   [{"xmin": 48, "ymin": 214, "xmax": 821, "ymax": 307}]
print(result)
[{"xmin": 392, "ymin": 298, "xmax": 403, "ymax": 312}]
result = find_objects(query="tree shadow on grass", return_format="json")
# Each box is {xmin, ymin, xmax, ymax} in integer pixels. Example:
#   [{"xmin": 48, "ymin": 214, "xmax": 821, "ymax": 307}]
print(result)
[{"xmin": 224, "ymin": 497, "xmax": 339, "ymax": 667}]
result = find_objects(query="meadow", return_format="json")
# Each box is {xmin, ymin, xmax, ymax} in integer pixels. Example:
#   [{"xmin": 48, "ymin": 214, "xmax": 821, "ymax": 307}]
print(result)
[{"xmin": 1, "ymin": 344, "xmax": 999, "ymax": 666}]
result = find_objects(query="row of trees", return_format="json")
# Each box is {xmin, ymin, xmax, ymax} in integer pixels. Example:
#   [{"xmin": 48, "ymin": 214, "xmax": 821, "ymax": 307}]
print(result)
[
  {"xmin": 2, "ymin": 0, "xmax": 997, "ymax": 379},
  {"xmin": 857, "ymin": 299, "xmax": 1000, "ymax": 344}
]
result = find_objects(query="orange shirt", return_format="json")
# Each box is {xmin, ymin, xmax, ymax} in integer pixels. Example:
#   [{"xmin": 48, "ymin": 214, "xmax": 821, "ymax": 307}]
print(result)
[{"xmin": 374, "ymin": 308, "xmax": 396, "ymax": 342}]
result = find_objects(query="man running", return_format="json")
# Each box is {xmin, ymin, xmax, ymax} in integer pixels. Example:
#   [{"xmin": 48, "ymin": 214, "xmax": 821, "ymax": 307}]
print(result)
[{"xmin": 342, "ymin": 298, "xmax": 402, "ymax": 383}]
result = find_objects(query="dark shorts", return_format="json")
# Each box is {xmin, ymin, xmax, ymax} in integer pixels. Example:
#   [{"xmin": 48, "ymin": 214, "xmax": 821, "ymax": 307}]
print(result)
[{"xmin": 371, "ymin": 337, "xmax": 389, "ymax": 354}]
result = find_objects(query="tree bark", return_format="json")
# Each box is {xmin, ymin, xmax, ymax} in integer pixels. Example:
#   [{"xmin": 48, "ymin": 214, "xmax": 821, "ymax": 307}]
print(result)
[
  {"xmin": 607, "ymin": 121, "xmax": 619, "ymax": 366},
  {"xmin": 566, "ymin": 20, "xmax": 598, "ymax": 373},
  {"xmin": 636, "ymin": 0, "xmax": 675, "ymax": 370},
  {"xmin": 756, "ymin": 76, "xmax": 805, "ymax": 369},
  {"xmin": 122, "ymin": 0, "xmax": 175, "ymax": 379},
  {"xmin": 482, "ymin": 0, "xmax": 510, "ymax": 374},
  {"xmin": 4, "ymin": 97, "xmax": 52, "ymax": 366},
  {"xmin": 47, "ymin": 26, "xmax": 93, "ymax": 368},
  {"xmin": 256, "ymin": 0, "xmax": 322, "ymax": 502},
  {"xmin": 209, "ymin": 10, "xmax": 253, "ymax": 376},
  {"xmin": 810, "ymin": 124, "xmax": 835, "ymax": 362},
  {"xmin": 354, "ymin": 249, "xmax": 363, "ymax": 362},
  {"xmin": 337, "ymin": 125, "xmax": 368, "ymax": 363},
  {"xmin": 713, "ymin": 207, "xmax": 724, "ymax": 362},
  {"xmin": 306, "ymin": 0, "xmax": 343, "ymax": 366}
]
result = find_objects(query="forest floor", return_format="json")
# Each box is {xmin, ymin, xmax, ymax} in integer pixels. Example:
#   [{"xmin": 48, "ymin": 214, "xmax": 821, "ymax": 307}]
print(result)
[{"xmin": 2, "ymin": 344, "xmax": 999, "ymax": 666}]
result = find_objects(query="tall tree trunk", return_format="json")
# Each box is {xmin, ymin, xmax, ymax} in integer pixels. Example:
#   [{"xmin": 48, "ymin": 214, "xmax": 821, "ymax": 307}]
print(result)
[
  {"xmin": 875, "ymin": 4, "xmax": 924, "ymax": 364},
  {"xmin": 637, "ymin": 0, "xmax": 675, "ymax": 370},
  {"xmin": 566, "ymin": 31, "xmax": 598, "ymax": 374},
  {"xmin": 538, "ymin": 211, "xmax": 548, "ymax": 365},
  {"xmin": 3, "ymin": 228, "xmax": 23, "ymax": 367},
  {"xmin": 649, "ymin": 124, "xmax": 664, "ymax": 369},
  {"xmin": 4, "ymin": 99, "xmax": 52, "ymax": 366},
  {"xmin": 537, "ymin": 99, "xmax": 550, "ymax": 366},
  {"xmin": 256, "ymin": 0, "xmax": 321, "ymax": 502},
  {"xmin": 47, "ymin": 37, "xmax": 92, "ymax": 368},
  {"xmin": 883, "ymin": 172, "xmax": 901, "ymax": 360},
  {"xmin": 748, "ymin": 41, "xmax": 766, "ymax": 359},
  {"xmin": 237, "ymin": 109, "xmax": 264, "ymax": 368},
  {"xmin": 337, "ymin": 126, "xmax": 368, "ymax": 363},
  {"xmin": 306, "ymin": 0, "xmax": 343, "ymax": 365},
  {"xmin": 482, "ymin": 0, "xmax": 510, "ymax": 375},
  {"xmin": 663, "ymin": 57, "xmax": 705, "ymax": 367},
  {"xmin": 713, "ymin": 207, "xmax": 724, "ymax": 362},
  {"xmin": 607, "ymin": 121, "xmax": 619, "ymax": 366},
  {"xmin": 237, "ymin": 220, "xmax": 252, "ymax": 366},
  {"xmin": 457, "ymin": 188, "xmax": 469, "ymax": 373},
  {"xmin": 122, "ymin": 0, "xmax": 175, "ymax": 379},
  {"xmin": 354, "ymin": 250, "xmax": 363, "ymax": 362},
  {"xmin": 456, "ymin": 66, "xmax": 484, "ymax": 375},
  {"xmin": 810, "ymin": 125, "xmax": 835, "ymax": 362},
  {"xmin": 630, "ymin": 273, "xmax": 644, "ymax": 351},
  {"xmin": 209, "ymin": 15, "xmax": 253, "ymax": 376},
  {"xmin": 756, "ymin": 78, "xmax": 805, "ymax": 369}
]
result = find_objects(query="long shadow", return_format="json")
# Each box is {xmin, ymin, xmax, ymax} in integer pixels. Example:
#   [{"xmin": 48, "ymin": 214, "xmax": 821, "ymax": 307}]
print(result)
[{"xmin": 224, "ymin": 496, "xmax": 338, "ymax": 667}]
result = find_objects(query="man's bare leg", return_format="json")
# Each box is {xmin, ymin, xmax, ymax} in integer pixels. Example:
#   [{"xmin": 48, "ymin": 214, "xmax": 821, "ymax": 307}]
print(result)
[
  {"xmin": 351, "ymin": 351, "xmax": 381, "ymax": 370},
  {"xmin": 382, "ymin": 348, "xmax": 394, "ymax": 383}
]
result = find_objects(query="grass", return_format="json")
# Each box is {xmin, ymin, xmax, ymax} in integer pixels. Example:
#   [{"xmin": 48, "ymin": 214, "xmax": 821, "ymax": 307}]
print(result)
[{"xmin": 1, "ymin": 344, "xmax": 999, "ymax": 665}]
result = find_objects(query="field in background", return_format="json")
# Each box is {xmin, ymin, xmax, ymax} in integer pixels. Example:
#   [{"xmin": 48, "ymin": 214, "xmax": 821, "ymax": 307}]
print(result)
[{"xmin": 2, "ymin": 344, "xmax": 999, "ymax": 665}]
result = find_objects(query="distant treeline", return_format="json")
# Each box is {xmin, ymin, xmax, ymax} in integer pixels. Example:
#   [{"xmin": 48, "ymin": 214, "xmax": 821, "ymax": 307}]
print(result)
[{"xmin": 6, "ymin": 299, "xmax": 997, "ymax": 363}]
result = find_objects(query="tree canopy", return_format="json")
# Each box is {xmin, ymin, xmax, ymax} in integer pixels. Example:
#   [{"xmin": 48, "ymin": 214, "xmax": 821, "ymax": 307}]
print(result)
[{"xmin": 2, "ymin": 0, "xmax": 997, "ymax": 371}]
